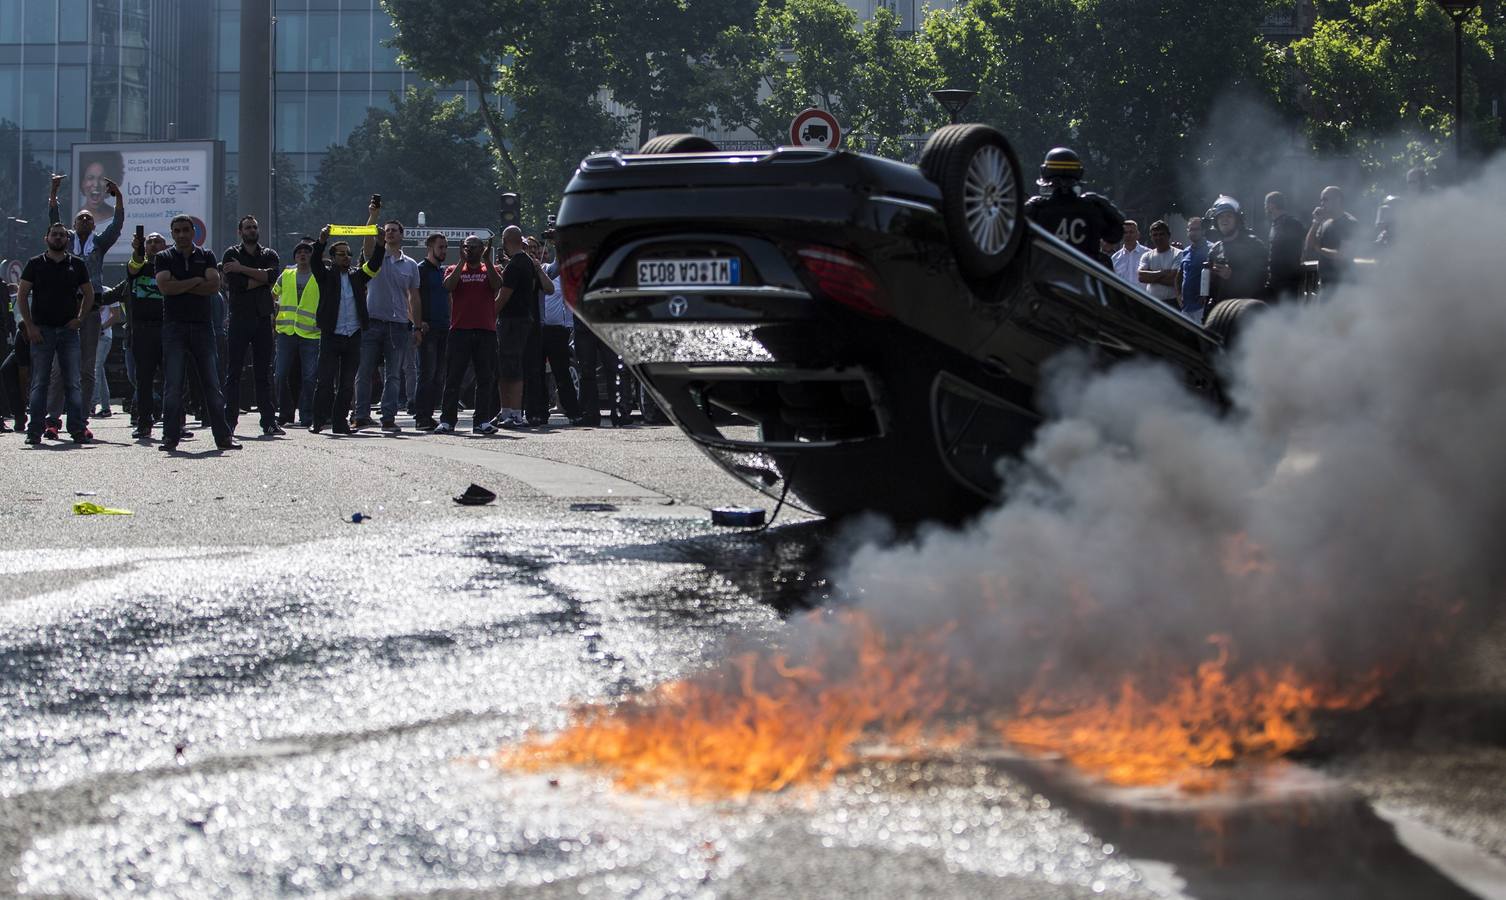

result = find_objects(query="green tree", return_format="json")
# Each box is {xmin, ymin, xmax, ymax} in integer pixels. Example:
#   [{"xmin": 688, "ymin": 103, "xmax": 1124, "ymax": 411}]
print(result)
[
  {"xmin": 381, "ymin": 0, "xmax": 625, "ymax": 225},
  {"xmin": 0, "ymin": 119, "xmax": 54, "ymax": 253},
  {"xmin": 1289, "ymin": 0, "xmax": 1504, "ymax": 179},
  {"xmin": 304, "ymin": 87, "xmax": 497, "ymax": 234}
]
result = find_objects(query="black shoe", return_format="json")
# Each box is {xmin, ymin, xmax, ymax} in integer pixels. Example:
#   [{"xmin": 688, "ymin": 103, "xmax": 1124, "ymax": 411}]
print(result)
[
  {"xmin": 0, "ymin": 420, "xmax": 9, "ymax": 434},
  {"xmin": 571, "ymin": 417, "xmax": 600, "ymax": 427},
  {"xmin": 262, "ymin": 423, "xmax": 286, "ymax": 436},
  {"xmin": 350, "ymin": 417, "xmax": 375, "ymax": 430},
  {"xmin": 526, "ymin": 416, "xmax": 549, "ymax": 427},
  {"xmin": 216, "ymin": 439, "xmax": 243, "ymax": 451},
  {"xmin": 70, "ymin": 431, "xmax": 91, "ymax": 445},
  {"xmin": 332, "ymin": 424, "xmax": 352, "ymax": 435},
  {"xmin": 279, "ymin": 415, "xmax": 294, "ymax": 426},
  {"xmin": 131, "ymin": 427, "xmax": 151, "ymax": 440},
  {"xmin": 414, "ymin": 418, "xmax": 439, "ymax": 432},
  {"xmin": 380, "ymin": 418, "xmax": 400, "ymax": 433},
  {"xmin": 24, "ymin": 432, "xmax": 40, "ymax": 445},
  {"xmin": 158, "ymin": 442, "xmax": 178, "ymax": 452},
  {"xmin": 179, "ymin": 430, "xmax": 197, "ymax": 441},
  {"xmin": 308, "ymin": 422, "xmax": 325, "ymax": 434}
]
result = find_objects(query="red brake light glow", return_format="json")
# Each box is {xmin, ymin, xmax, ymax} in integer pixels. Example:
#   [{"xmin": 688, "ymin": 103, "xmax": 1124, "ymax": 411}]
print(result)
[{"xmin": 795, "ymin": 245, "xmax": 889, "ymax": 317}]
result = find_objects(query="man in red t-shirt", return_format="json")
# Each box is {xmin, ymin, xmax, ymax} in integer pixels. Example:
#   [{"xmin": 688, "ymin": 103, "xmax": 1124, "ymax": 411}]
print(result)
[{"xmin": 436, "ymin": 235, "xmax": 503, "ymax": 434}]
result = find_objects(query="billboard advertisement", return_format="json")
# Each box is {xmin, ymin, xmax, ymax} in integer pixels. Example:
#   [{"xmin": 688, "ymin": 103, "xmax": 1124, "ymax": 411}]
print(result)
[{"xmin": 68, "ymin": 141, "xmax": 223, "ymax": 263}]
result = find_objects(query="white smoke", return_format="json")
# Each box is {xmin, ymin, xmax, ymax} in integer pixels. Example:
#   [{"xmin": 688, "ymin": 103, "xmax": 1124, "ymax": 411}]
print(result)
[{"xmin": 837, "ymin": 156, "xmax": 1506, "ymax": 696}]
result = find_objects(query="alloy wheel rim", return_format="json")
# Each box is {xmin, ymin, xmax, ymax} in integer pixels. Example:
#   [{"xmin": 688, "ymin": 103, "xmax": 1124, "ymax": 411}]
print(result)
[{"xmin": 962, "ymin": 144, "xmax": 1017, "ymax": 256}]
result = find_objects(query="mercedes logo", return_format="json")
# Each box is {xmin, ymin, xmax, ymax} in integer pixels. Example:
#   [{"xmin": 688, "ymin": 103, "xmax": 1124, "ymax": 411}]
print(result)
[{"xmin": 668, "ymin": 295, "xmax": 689, "ymax": 318}]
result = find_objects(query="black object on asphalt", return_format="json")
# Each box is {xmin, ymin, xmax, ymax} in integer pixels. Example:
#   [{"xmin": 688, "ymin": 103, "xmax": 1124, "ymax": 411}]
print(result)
[
  {"xmin": 569, "ymin": 502, "xmax": 619, "ymax": 513},
  {"xmin": 454, "ymin": 484, "xmax": 498, "ymax": 506},
  {"xmin": 711, "ymin": 507, "xmax": 766, "ymax": 528}
]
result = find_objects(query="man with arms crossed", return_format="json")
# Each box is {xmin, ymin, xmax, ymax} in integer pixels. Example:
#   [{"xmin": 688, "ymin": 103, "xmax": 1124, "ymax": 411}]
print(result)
[
  {"xmin": 156, "ymin": 215, "xmax": 238, "ymax": 452},
  {"xmin": 16, "ymin": 223, "xmax": 93, "ymax": 444}
]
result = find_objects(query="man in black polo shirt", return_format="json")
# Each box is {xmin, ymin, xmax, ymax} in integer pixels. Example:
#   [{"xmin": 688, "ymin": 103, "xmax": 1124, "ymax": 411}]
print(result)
[
  {"xmin": 220, "ymin": 214, "xmax": 282, "ymax": 436},
  {"xmin": 16, "ymin": 222, "xmax": 93, "ymax": 444},
  {"xmin": 155, "ymin": 215, "xmax": 238, "ymax": 452}
]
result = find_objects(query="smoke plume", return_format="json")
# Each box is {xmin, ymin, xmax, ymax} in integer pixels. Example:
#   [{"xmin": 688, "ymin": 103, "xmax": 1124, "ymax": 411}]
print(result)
[{"xmin": 838, "ymin": 156, "xmax": 1506, "ymax": 699}]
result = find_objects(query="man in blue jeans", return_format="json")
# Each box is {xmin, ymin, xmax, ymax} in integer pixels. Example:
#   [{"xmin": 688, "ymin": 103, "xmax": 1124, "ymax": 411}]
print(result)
[
  {"xmin": 155, "ymin": 215, "xmax": 239, "ymax": 452},
  {"xmin": 355, "ymin": 209, "xmax": 421, "ymax": 432},
  {"xmin": 413, "ymin": 233, "xmax": 450, "ymax": 431},
  {"xmin": 16, "ymin": 223, "xmax": 93, "ymax": 444}
]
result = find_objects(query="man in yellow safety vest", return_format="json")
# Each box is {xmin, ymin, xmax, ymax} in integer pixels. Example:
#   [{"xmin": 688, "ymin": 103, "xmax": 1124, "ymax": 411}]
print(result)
[{"xmin": 272, "ymin": 240, "xmax": 321, "ymax": 426}]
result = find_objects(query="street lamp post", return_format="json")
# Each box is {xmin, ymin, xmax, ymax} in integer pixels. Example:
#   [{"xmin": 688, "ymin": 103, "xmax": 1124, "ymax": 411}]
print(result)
[
  {"xmin": 1433, "ymin": 0, "xmax": 1480, "ymax": 172},
  {"xmin": 930, "ymin": 89, "xmax": 977, "ymax": 125}
]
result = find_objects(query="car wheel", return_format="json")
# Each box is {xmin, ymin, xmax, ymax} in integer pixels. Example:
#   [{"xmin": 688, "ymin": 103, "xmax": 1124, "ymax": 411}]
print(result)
[
  {"xmin": 638, "ymin": 134, "xmax": 719, "ymax": 154},
  {"xmin": 919, "ymin": 124, "xmax": 1026, "ymax": 279},
  {"xmin": 1204, "ymin": 298, "xmax": 1268, "ymax": 348}
]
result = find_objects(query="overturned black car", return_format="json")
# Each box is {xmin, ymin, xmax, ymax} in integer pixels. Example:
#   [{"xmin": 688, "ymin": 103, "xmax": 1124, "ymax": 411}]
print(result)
[{"xmin": 555, "ymin": 126, "xmax": 1260, "ymax": 521}]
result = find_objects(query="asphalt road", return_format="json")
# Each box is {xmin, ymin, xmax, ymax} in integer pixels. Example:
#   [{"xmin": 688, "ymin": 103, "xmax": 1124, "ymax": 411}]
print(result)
[{"xmin": 2, "ymin": 412, "xmax": 1505, "ymax": 898}]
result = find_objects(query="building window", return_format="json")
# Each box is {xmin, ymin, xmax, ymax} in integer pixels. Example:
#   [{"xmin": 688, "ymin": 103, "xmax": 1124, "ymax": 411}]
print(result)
[
  {"xmin": 57, "ymin": 66, "xmax": 87, "ymax": 129},
  {"xmin": 340, "ymin": 10, "xmax": 371, "ymax": 71},
  {"xmin": 339, "ymin": 96, "xmax": 372, "ymax": 144},
  {"xmin": 218, "ymin": 12, "xmax": 240, "ymax": 70},
  {"xmin": 308, "ymin": 12, "xmax": 338, "ymax": 71},
  {"xmin": 306, "ymin": 91, "xmax": 339, "ymax": 149},
  {"xmin": 218, "ymin": 91, "xmax": 239, "ymax": 147},
  {"xmin": 275, "ymin": 10, "xmax": 306, "ymax": 71},
  {"xmin": 22, "ymin": 0, "xmax": 53, "ymax": 43},
  {"xmin": 0, "ymin": 1, "xmax": 20, "ymax": 44},
  {"xmin": 372, "ymin": 11, "xmax": 399, "ymax": 71},
  {"xmin": 276, "ymin": 94, "xmax": 305, "ymax": 153},
  {"xmin": 0, "ymin": 66, "xmax": 19, "ymax": 124},
  {"xmin": 21, "ymin": 65, "xmax": 53, "ymax": 129},
  {"xmin": 58, "ymin": 0, "xmax": 87, "ymax": 43}
]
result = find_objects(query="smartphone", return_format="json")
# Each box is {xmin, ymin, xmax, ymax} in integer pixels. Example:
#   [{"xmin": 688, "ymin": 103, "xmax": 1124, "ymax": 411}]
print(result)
[
  {"xmin": 135, "ymin": 224, "xmax": 145, "ymax": 243},
  {"xmin": 370, "ymin": 193, "xmax": 382, "ymax": 209}
]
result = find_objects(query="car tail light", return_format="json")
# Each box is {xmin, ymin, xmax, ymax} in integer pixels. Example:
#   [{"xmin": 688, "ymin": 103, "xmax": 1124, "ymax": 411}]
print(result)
[
  {"xmin": 795, "ymin": 245, "xmax": 889, "ymax": 317},
  {"xmin": 561, "ymin": 250, "xmax": 590, "ymax": 310}
]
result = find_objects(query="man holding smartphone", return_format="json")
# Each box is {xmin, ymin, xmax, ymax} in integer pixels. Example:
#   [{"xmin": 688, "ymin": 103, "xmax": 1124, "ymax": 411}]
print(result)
[{"xmin": 45, "ymin": 171, "xmax": 125, "ymax": 438}]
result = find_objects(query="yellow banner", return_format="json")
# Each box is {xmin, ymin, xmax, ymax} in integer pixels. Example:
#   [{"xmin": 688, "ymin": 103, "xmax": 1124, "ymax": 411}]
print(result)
[{"xmin": 327, "ymin": 224, "xmax": 380, "ymax": 236}]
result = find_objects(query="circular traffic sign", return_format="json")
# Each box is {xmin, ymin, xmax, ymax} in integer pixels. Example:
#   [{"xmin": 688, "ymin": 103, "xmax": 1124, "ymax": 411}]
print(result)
[{"xmin": 789, "ymin": 108, "xmax": 842, "ymax": 150}]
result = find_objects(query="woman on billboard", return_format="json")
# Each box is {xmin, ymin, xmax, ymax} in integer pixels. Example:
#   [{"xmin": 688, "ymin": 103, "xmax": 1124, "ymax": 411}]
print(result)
[{"xmin": 76, "ymin": 150, "xmax": 123, "ymax": 221}]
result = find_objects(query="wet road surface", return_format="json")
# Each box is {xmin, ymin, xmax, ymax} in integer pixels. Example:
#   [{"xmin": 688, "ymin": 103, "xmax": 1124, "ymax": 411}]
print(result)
[{"xmin": 3, "ymin": 423, "xmax": 1506, "ymax": 898}]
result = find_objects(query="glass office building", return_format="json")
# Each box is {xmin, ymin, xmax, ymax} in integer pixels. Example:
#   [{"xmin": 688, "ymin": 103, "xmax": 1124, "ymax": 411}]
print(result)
[
  {"xmin": 0, "ymin": 0, "xmax": 209, "ymax": 215},
  {"xmin": 214, "ymin": 0, "xmax": 477, "ymax": 188}
]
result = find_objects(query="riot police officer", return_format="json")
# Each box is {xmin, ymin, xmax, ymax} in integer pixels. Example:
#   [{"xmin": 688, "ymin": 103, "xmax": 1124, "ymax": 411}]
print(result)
[{"xmin": 1024, "ymin": 147, "xmax": 1125, "ymax": 268}]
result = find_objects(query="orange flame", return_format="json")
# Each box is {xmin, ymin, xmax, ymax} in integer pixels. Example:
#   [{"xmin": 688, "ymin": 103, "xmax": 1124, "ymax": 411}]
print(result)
[
  {"xmin": 500, "ymin": 615, "xmax": 1383, "ymax": 796},
  {"xmin": 1002, "ymin": 636, "xmax": 1383, "ymax": 791},
  {"xmin": 500, "ymin": 612, "xmax": 959, "ymax": 797}
]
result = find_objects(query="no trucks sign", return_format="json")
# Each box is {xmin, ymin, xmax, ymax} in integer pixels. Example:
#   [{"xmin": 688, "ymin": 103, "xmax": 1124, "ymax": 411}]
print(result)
[{"xmin": 789, "ymin": 108, "xmax": 842, "ymax": 150}]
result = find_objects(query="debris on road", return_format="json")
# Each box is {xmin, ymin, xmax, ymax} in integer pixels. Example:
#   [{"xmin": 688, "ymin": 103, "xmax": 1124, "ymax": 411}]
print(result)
[
  {"xmin": 711, "ymin": 507, "xmax": 766, "ymax": 528},
  {"xmin": 72, "ymin": 501, "xmax": 134, "ymax": 516},
  {"xmin": 569, "ymin": 502, "xmax": 618, "ymax": 513},
  {"xmin": 454, "ymin": 484, "xmax": 497, "ymax": 507},
  {"xmin": 350, "ymin": 512, "xmax": 371, "ymax": 524}
]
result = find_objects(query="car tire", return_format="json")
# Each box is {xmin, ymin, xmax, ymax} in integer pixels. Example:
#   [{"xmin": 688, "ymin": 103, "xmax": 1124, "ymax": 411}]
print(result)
[
  {"xmin": 919, "ymin": 124, "xmax": 1026, "ymax": 279},
  {"xmin": 638, "ymin": 134, "xmax": 719, "ymax": 154},
  {"xmin": 1204, "ymin": 298, "xmax": 1268, "ymax": 348}
]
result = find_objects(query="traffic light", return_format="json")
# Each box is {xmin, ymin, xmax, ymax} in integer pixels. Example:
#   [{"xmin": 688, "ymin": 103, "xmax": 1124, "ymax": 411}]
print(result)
[{"xmin": 499, "ymin": 192, "xmax": 520, "ymax": 230}]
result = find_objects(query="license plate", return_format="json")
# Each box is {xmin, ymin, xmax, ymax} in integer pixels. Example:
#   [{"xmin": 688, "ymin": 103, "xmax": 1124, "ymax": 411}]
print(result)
[{"xmin": 637, "ymin": 257, "xmax": 740, "ymax": 287}]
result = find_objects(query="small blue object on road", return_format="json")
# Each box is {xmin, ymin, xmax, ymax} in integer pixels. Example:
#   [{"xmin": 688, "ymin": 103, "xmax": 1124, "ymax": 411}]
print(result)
[{"xmin": 350, "ymin": 512, "xmax": 370, "ymax": 524}]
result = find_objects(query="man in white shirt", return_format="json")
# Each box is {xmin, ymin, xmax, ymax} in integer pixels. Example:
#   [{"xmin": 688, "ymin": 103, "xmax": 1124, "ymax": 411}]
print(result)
[
  {"xmin": 1136, "ymin": 220, "xmax": 1181, "ymax": 308},
  {"xmin": 1110, "ymin": 220, "xmax": 1150, "ymax": 287}
]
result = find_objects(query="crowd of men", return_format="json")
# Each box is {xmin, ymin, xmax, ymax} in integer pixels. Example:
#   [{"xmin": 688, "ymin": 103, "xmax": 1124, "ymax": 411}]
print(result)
[
  {"xmin": 1024, "ymin": 146, "xmax": 1421, "ymax": 322},
  {"xmin": 0, "ymin": 182, "xmax": 626, "ymax": 450}
]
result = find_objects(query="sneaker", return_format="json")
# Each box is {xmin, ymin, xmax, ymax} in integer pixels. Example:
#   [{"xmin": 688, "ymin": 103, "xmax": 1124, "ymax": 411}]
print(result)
[
  {"xmin": 414, "ymin": 418, "xmax": 439, "ymax": 432},
  {"xmin": 216, "ymin": 439, "xmax": 243, "ymax": 451},
  {"xmin": 434, "ymin": 421, "xmax": 455, "ymax": 434},
  {"xmin": 70, "ymin": 431, "xmax": 91, "ymax": 445},
  {"xmin": 262, "ymin": 423, "xmax": 286, "ymax": 436},
  {"xmin": 500, "ymin": 414, "xmax": 529, "ymax": 429},
  {"xmin": 0, "ymin": 420, "xmax": 9, "ymax": 434},
  {"xmin": 158, "ymin": 442, "xmax": 177, "ymax": 452},
  {"xmin": 24, "ymin": 432, "xmax": 40, "ymax": 445},
  {"xmin": 380, "ymin": 418, "xmax": 400, "ymax": 433},
  {"xmin": 350, "ymin": 417, "xmax": 376, "ymax": 430},
  {"xmin": 43, "ymin": 425, "xmax": 59, "ymax": 441},
  {"xmin": 471, "ymin": 422, "xmax": 497, "ymax": 435},
  {"xmin": 94, "ymin": 408, "xmax": 113, "ymax": 418},
  {"xmin": 179, "ymin": 430, "xmax": 197, "ymax": 441},
  {"xmin": 308, "ymin": 422, "xmax": 325, "ymax": 434},
  {"xmin": 131, "ymin": 426, "xmax": 151, "ymax": 440}
]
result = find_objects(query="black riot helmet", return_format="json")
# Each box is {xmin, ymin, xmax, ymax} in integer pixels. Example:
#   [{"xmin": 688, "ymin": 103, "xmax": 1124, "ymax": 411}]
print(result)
[{"xmin": 1038, "ymin": 147, "xmax": 1084, "ymax": 194}]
